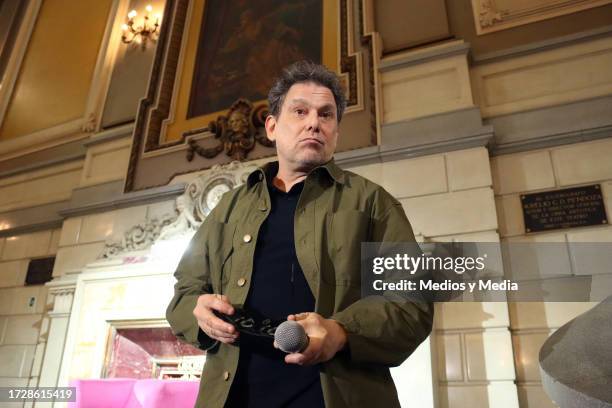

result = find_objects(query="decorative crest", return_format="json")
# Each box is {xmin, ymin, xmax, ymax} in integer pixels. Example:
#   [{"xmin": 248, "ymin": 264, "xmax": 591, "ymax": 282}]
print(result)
[{"xmin": 187, "ymin": 99, "xmax": 274, "ymax": 162}]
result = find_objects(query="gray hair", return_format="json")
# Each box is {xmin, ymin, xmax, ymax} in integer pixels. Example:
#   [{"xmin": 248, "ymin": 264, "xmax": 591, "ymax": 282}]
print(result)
[{"xmin": 267, "ymin": 60, "xmax": 347, "ymax": 122}]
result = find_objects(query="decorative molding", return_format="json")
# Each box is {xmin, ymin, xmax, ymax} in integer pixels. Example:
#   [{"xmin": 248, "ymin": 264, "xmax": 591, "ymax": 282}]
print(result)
[
  {"xmin": 336, "ymin": 107, "xmax": 494, "ymax": 167},
  {"xmin": 0, "ymin": 119, "xmax": 88, "ymax": 162},
  {"xmin": 100, "ymin": 214, "xmax": 177, "ymax": 259},
  {"xmin": 0, "ymin": 139, "xmax": 86, "ymax": 178},
  {"xmin": 0, "ymin": 0, "xmax": 42, "ymax": 130},
  {"xmin": 81, "ymin": 112, "xmax": 98, "ymax": 133},
  {"xmin": 473, "ymin": 25, "xmax": 612, "ymax": 65},
  {"xmin": 124, "ymin": 0, "xmax": 377, "ymax": 192},
  {"xmin": 478, "ymin": 0, "xmax": 502, "ymax": 28},
  {"xmin": 59, "ymin": 180, "xmax": 186, "ymax": 218},
  {"xmin": 379, "ymin": 40, "xmax": 470, "ymax": 71},
  {"xmin": 156, "ymin": 355, "xmax": 205, "ymax": 380},
  {"xmin": 379, "ymin": 132, "xmax": 493, "ymax": 163},
  {"xmin": 471, "ymin": 36, "xmax": 612, "ymax": 118},
  {"xmin": 57, "ymin": 269, "xmax": 177, "ymax": 386},
  {"xmin": 0, "ymin": 181, "xmax": 185, "ymax": 239},
  {"xmin": 0, "ymin": 0, "xmax": 131, "ymax": 161},
  {"xmin": 185, "ymin": 99, "xmax": 273, "ymax": 161},
  {"xmin": 83, "ymin": 123, "xmax": 134, "ymax": 147},
  {"xmin": 82, "ymin": 0, "xmax": 133, "ymax": 135},
  {"xmin": 0, "ymin": 200, "xmax": 66, "ymax": 238},
  {"xmin": 380, "ymin": 41, "xmax": 474, "ymax": 123},
  {"xmin": 79, "ymin": 136, "xmax": 132, "ymax": 187},
  {"xmin": 46, "ymin": 275, "xmax": 78, "ymax": 317},
  {"xmin": 0, "ymin": 160, "xmax": 83, "ymax": 213},
  {"xmin": 471, "ymin": 0, "xmax": 612, "ymax": 35},
  {"xmin": 100, "ymin": 160, "xmax": 257, "ymax": 258},
  {"xmin": 489, "ymin": 95, "xmax": 612, "ymax": 155}
]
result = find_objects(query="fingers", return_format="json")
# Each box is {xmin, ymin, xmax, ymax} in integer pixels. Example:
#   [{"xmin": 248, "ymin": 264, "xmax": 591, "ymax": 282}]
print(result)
[
  {"xmin": 199, "ymin": 314, "xmax": 238, "ymax": 343},
  {"xmin": 284, "ymin": 337, "xmax": 322, "ymax": 365},
  {"xmin": 207, "ymin": 294, "xmax": 234, "ymax": 315},
  {"xmin": 205, "ymin": 312, "xmax": 236, "ymax": 334},
  {"xmin": 289, "ymin": 312, "xmax": 310, "ymax": 321},
  {"xmin": 194, "ymin": 294, "xmax": 237, "ymax": 343}
]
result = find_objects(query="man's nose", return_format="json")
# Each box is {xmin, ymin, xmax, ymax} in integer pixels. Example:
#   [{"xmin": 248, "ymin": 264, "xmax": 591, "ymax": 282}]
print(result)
[{"xmin": 306, "ymin": 111, "xmax": 320, "ymax": 132}]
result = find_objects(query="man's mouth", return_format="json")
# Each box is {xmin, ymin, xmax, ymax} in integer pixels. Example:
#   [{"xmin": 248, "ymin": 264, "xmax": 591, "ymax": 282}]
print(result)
[{"xmin": 300, "ymin": 138, "xmax": 324, "ymax": 146}]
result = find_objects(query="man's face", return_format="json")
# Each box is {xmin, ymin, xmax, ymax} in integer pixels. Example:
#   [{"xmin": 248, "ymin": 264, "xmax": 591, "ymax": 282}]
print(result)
[{"xmin": 265, "ymin": 82, "xmax": 339, "ymax": 172}]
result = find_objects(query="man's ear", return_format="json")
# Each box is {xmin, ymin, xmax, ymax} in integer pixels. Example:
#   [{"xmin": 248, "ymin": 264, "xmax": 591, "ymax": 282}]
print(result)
[{"xmin": 265, "ymin": 115, "xmax": 277, "ymax": 141}]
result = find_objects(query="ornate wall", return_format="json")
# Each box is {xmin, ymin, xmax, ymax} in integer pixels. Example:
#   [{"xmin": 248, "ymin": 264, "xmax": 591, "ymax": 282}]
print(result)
[{"xmin": 0, "ymin": 0, "xmax": 611, "ymax": 407}]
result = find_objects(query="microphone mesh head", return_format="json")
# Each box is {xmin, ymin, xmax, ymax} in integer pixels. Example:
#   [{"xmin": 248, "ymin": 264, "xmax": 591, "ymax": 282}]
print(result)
[{"xmin": 274, "ymin": 321, "xmax": 308, "ymax": 353}]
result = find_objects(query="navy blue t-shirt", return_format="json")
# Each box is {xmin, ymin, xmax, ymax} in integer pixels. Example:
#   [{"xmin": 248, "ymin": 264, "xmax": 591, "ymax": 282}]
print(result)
[{"xmin": 225, "ymin": 179, "xmax": 325, "ymax": 407}]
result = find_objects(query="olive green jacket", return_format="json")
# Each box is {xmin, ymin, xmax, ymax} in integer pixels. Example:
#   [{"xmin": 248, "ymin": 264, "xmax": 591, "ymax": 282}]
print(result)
[{"xmin": 166, "ymin": 159, "xmax": 433, "ymax": 408}]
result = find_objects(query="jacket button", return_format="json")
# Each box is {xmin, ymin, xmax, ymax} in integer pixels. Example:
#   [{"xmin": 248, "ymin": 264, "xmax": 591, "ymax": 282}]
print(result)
[
  {"xmin": 237, "ymin": 278, "xmax": 246, "ymax": 287},
  {"xmin": 243, "ymin": 234, "xmax": 252, "ymax": 243},
  {"xmin": 223, "ymin": 371, "xmax": 230, "ymax": 381}
]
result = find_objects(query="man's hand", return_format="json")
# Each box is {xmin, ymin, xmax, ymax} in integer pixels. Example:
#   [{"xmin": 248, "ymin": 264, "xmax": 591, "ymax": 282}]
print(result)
[
  {"xmin": 280, "ymin": 312, "xmax": 347, "ymax": 365},
  {"xmin": 193, "ymin": 294, "xmax": 238, "ymax": 344}
]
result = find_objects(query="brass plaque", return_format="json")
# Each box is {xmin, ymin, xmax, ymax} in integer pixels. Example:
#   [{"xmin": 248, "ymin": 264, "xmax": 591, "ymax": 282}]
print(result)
[{"xmin": 521, "ymin": 185, "xmax": 608, "ymax": 233}]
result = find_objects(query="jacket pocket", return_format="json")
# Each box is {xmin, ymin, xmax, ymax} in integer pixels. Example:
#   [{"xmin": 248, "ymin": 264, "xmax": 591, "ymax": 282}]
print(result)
[{"xmin": 326, "ymin": 209, "xmax": 370, "ymax": 287}]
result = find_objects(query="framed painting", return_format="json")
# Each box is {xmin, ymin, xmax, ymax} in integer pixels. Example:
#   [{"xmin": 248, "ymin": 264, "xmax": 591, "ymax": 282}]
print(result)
[
  {"xmin": 188, "ymin": 0, "xmax": 323, "ymax": 118},
  {"xmin": 125, "ymin": 0, "xmax": 378, "ymax": 192}
]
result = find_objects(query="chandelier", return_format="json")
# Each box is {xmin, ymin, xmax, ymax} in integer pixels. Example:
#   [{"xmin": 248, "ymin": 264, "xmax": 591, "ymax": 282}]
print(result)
[{"xmin": 121, "ymin": 5, "xmax": 161, "ymax": 48}]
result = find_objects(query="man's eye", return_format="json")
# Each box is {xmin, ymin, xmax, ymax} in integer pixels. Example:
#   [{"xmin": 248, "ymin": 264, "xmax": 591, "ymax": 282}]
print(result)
[
  {"xmin": 295, "ymin": 109, "xmax": 306, "ymax": 116},
  {"xmin": 321, "ymin": 111, "xmax": 334, "ymax": 119}
]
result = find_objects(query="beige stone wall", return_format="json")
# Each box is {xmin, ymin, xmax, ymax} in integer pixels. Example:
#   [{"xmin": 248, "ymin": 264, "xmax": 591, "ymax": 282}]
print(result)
[
  {"xmin": 0, "ymin": 162, "xmax": 83, "ymax": 213},
  {"xmin": 0, "ymin": 228, "xmax": 59, "ymax": 392},
  {"xmin": 53, "ymin": 200, "xmax": 175, "ymax": 278},
  {"xmin": 471, "ymin": 36, "xmax": 612, "ymax": 118},
  {"xmin": 347, "ymin": 147, "xmax": 521, "ymax": 408},
  {"xmin": 492, "ymin": 137, "xmax": 612, "ymax": 408},
  {"xmin": 0, "ymin": 133, "xmax": 155, "ymax": 400},
  {"xmin": 0, "ymin": 2, "xmax": 610, "ymax": 405}
]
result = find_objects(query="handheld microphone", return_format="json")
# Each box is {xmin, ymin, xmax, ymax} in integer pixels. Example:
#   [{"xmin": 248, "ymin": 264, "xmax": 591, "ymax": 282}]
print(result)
[
  {"xmin": 274, "ymin": 320, "xmax": 309, "ymax": 353},
  {"xmin": 214, "ymin": 309, "xmax": 309, "ymax": 353}
]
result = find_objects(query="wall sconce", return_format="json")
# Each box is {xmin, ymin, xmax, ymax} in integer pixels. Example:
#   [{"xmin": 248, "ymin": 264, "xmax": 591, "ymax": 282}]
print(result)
[{"xmin": 121, "ymin": 4, "xmax": 161, "ymax": 48}]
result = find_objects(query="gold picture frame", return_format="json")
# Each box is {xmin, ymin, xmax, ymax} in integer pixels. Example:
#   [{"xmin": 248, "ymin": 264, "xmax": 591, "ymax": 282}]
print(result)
[{"xmin": 125, "ymin": 0, "xmax": 377, "ymax": 192}]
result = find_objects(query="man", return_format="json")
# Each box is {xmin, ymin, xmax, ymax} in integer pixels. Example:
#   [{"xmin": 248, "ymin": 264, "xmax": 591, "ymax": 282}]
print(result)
[{"xmin": 166, "ymin": 61, "xmax": 433, "ymax": 407}]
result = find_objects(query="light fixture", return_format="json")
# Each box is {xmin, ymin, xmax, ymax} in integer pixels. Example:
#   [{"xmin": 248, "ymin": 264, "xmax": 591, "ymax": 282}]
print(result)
[{"xmin": 121, "ymin": 4, "xmax": 161, "ymax": 48}]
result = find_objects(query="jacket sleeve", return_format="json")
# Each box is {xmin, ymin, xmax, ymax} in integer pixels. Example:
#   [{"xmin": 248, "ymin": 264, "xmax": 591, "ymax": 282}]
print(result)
[
  {"xmin": 331, "ymin": 189, "xmax": 434, "ymax": 367},
  {"xmin": 165, "ymin": 213, "xmax": 219, "ymax": 351}
]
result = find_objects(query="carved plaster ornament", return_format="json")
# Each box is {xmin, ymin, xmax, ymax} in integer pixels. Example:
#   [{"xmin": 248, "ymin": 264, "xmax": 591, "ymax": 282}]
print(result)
[
  {"xmin": 186, "ymin": 98, "xmax": 274, "ymax": 162},
  {"xmin": 81, "ymin": 112, "xmax": 98, "ymax": 133},
  {"xmin": 479, "ymin": 0, "xmax": 502, "ymax": 27},
  {"xmin": 100, "ymin": 161, "xmax": 259, "ymax": 257},
  {"xmin": 99, "ymin": 214, "xmax": 177, "ymax": 259}
]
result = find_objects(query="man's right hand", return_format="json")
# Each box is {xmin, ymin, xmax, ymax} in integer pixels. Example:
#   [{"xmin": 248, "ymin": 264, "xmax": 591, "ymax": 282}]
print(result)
[{"xmin": 193, "ymin": 294, "xmax": 238, "ymax": 344}]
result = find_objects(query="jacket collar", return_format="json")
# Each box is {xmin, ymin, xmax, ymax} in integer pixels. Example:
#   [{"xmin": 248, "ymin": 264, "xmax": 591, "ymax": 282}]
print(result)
[{"xmin": 247, "ymin": 158, "xmax": 345, "ymax": 188}]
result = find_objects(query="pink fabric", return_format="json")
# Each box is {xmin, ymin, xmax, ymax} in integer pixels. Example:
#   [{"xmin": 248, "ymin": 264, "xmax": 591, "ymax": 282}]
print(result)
[{"xmin": 68, "ymin": 379, "xmax": 199, "ymax": 408}]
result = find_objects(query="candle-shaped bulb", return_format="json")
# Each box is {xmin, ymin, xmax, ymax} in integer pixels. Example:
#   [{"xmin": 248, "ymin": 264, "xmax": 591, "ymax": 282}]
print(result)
[{"xmin": 146, "ymin": 5, "xmax": 153, "ymax": 13}]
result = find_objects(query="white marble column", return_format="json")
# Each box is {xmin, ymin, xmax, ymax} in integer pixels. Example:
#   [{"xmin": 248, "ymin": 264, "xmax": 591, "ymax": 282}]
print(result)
[{"xmin": 31, "ymin": 275, "xmax": 77, "ymax": 408}]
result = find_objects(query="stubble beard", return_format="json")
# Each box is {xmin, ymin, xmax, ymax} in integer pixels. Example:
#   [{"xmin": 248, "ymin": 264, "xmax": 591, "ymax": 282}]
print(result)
[{"xmin": 284, "ymin": 148, "xmax": 329, "ymax": 173}]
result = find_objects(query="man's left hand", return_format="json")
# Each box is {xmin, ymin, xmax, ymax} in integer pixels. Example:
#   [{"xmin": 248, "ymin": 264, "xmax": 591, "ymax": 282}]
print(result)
[{"xmin": 278, "ymin": 312, "xmax": 347, "ymax": 366}]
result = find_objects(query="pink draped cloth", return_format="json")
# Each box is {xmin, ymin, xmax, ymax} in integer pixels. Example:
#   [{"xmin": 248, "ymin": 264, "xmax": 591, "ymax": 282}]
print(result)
[{"xmin": 68, "ymin": 379, "xmax": 199, "ymax": 408}]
